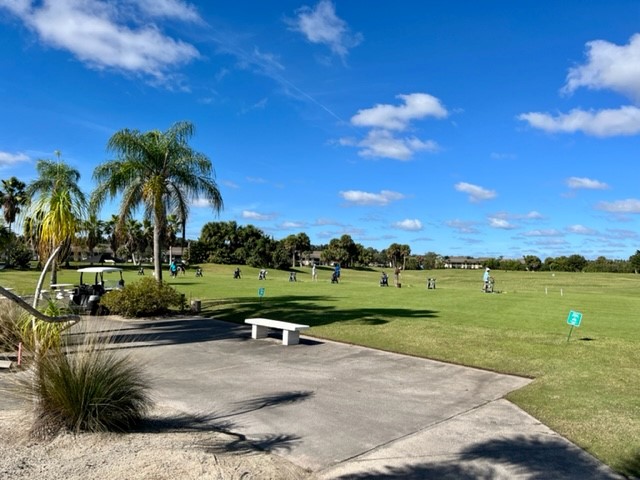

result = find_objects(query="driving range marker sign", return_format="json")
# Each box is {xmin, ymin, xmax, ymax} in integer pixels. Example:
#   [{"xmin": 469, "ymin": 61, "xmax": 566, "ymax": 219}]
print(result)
[{"xmin": 566, "ymin": 310, "xmax": 583, "ymax": 342}]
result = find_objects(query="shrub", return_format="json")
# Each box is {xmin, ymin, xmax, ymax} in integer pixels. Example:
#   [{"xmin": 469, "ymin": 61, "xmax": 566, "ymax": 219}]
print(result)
[
  {"xmin": 100, "ymin": 277, "xmax": 183, "ymax": 317},
  {"xmin": 30, "ymin": 334, "xmax": 152, "ymax": 435}
]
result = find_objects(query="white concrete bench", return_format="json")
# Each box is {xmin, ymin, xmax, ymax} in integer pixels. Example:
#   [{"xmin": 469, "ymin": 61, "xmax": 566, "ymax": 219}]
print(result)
[
  {"xmin": 245, "ymin": 318, "xmax": 309, "ymax": 345},
  {"xmin": 0, "ymin": 360, "xmax": 13, "ymax": 369}
]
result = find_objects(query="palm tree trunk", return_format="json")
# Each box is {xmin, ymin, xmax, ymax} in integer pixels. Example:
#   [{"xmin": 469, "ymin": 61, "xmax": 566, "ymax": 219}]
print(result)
[{"xmin": 153, "ymin": 222, "xmax": 163, "ymax": 282}]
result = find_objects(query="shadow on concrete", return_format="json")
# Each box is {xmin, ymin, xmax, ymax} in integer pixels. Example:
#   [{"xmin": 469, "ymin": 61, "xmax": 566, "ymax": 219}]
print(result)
[
  {"xmin": 222, "ymin": 390, "xmax": 315, "ymax": 419},
  {"xmin": 73, "ymin": 318, "xmax": 252, "ymax": 350},
  {"xmin": 135, "ymin": 391, "xmax": 312, "ymax": 455},
  {"xmin": 334, "ymin": 435, "xmax": 621, "ymax": 479}
]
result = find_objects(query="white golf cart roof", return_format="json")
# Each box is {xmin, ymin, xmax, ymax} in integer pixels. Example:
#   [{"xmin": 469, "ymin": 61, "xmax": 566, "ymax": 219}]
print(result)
[{"xmin": 77, "ymin": 267, "xmax": 123, "ymax": 273}]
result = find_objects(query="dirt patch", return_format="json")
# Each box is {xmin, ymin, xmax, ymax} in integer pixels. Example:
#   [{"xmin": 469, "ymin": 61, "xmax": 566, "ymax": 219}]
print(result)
[{"xmin": 0, "ymin": 406, "xmax": 315, "ymax": 480}]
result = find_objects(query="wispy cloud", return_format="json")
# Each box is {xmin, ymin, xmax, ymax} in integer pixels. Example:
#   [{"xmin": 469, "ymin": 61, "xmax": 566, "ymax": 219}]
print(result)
[
  {"xmin": 242, "ymin": 210, "xmax": 275, "ymax": 221},
  {"xmin": 211, "ymin": 30, "xmax": 343, "ymax": 121},
  {"xmin": 454, "ymin": 182, "xmax": 497, "ymax": 202},
  {"xmin": 221, "ymin": 179, "xmax": 239, "ymax": 189},
  {"xmin": 0, "ymin": 0, "xmax": 200, "ymax": 84},
  {"xmin": 0, "ymin": 151, "xmax": 30, "ymax": 166},
  {"xmin": 392, "ymin": 219, "xmax": 423, "ymax": 231},
  {"xmin": 339, "ymin": 189, "xmax": 405, "ymax": 206},
  {"xmin": 286, "ymin": 0, "xmax": 362, "ymax": 59},
  {"xmin": 518, "ymin": 107, "xmax": 640, "ymax": 137},
  {"xmin": 446, "ymin": 219, "xmax": 479, "ymax": 234},
  {"xmin": 522, "ymin": 229, "xmax": 564, "ymax": 237},
  {"xmin": 596, "ymin": 198, "xmax": 640, "ymax": 213},
  {"xmin": 566, "ymin": 224, "xmax": 598, "ymax": 235},
  {"xmin": 488, "ymin": 217, "xmax": 516, "ymax": 229},
  {"xmin": 279, "ymin": 221, "xmax": 306, "ymax": 229},
  {"xmin": 314, "ymin": 217, "xmax": 343, "ymax": 226},
  {"xmin": 341, "ymin": 129, "xmax": 439, "ymax": 161},
  {"xmin": 566, "ymin": 176, "xmax": 609, "ymax": 189}
]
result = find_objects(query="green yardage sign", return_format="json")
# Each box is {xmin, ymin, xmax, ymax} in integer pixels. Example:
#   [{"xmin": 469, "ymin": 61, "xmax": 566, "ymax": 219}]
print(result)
[{"xmin": 566, "ymin": 310, "xmax": 582, "ymax": 327}]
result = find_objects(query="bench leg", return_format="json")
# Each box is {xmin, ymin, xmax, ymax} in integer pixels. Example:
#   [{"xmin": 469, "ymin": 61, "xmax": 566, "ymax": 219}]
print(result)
[
  {"xmin": 251, "ymin": 324, "xmax": 269, "ymax": 339},
  {"xmin": 282, "ymin": 330, "xmax": 300, "ymax": 345}
]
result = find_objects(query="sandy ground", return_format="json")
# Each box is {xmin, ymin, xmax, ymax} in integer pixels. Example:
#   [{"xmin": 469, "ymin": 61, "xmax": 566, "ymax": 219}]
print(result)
[{"xmin": 0, "ymin": 405, "xmax": 315, "ymax": 480}]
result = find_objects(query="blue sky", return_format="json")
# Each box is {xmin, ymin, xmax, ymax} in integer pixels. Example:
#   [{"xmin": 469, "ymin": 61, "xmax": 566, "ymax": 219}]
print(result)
[{"xmin": 1, "ymin": 0, "xmax": 640, "ymax": 260}]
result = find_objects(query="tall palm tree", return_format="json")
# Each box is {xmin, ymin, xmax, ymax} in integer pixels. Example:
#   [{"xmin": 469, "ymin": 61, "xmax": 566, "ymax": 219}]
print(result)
[
  {"xmin": 91, "ymin": 121, "xmax": 223, "ymax": 281},
  {"xmin": 0, "ymin": 176, "xmax": 28, "ymax": 265},
  {"xmin": 1, "ymin": 176, "xmax": 27, "ymax": 233},
  {"xmin": 26, "ymin": 157, "xmax": 87, "ymax": 283}
]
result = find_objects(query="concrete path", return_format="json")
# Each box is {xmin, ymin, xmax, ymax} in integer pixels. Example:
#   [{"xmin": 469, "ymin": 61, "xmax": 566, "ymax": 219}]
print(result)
[{"xmin": 84, "ymin": 317, "xmax": 621, "ymax": 479}]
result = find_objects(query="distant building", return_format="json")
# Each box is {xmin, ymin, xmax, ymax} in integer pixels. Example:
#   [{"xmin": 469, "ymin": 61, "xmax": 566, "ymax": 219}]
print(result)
[
  {"xmin": 443, "ymin": 257, "xmax": 487, "ymax": 269},
  {"xmin": 302, "ymin": 251, "xmax": 323, "ymax": 266}
]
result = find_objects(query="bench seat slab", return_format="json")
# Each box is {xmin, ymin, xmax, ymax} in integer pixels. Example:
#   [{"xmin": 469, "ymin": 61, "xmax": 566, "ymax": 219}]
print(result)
[{"xmin": 245, "ymin": 318, "xmax": 308, "ymax": 345}]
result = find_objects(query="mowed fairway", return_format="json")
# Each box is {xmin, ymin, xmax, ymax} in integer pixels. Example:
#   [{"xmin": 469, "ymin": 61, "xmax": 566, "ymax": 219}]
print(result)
[{"xmin": 3, "ymin": 265, "xmax": 639, "ymax": 476}]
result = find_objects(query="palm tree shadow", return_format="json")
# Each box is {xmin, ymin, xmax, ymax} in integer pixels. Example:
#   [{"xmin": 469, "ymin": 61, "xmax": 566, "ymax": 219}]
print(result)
[
  {"xmin": 135, "ymin": 390, "xmax": 312, "ymax": 455},
  {"xmin": 333, "ymin": 435, "xmax": 623, "ymax": 479}
]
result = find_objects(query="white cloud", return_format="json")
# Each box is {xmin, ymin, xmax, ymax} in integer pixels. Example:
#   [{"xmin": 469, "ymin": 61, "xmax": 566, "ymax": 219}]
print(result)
[
  {"xmin": 454, "ymin": 182, "xmax": 497, "ymax": 202},
  {"xmin": 287, "ymin": 0, "xmax": 362, "ymax": 58},
  {"xmin": 596, "ymin": 198, "xmax": 640, "ymax": 213},
  {"xmin": 341, "ymin": 93, "xmax": 447, "ymax": 160},
  {"xmin": 518, "ymin": 106, "xmax": 640, "ymax": 137},
  {"xmin": 0, "ymin": 0, "xmax": 200, "ymax": 82},
  {"xmin": 392, "ymin": 219, "xmax": 423, "ymax": 231},
  {"xmin": 488, "ymin": 217, "xmax": 516, "ymax": 230},
  {"xmin": 350, "ymin": 129, "xmax": 439, "ymax": 161},
  {"xmin": 0, "ymin": 151, "xmax": 30, "ymax": 166},
  {"xmin": 563, "ymin": 33, "xmax": 640, "ymax": 101},
  {"xmin": 242, "ymin": 210, "xmax": 274, "ymax": 221},
  {"xmin": 567, "ymin": 224, "xmax": 598, "ymax": 235},
  {"xmin": 566, "ymin": 176, "xmax": 609, "ymax": 189},
  {"xmin": 191, "ymin": 198, "xmax": 212, "ymax": 207},
  {"xmin": 280, "ymin": 221, "xmax": 306, "ymax": 229},
  {"xmin": 351, "ymin": 93, "xmax": 448, "ymax": 131},
  {"xmin": 339, "ymin": 190, "xmax": 405, "ymax": 206}
]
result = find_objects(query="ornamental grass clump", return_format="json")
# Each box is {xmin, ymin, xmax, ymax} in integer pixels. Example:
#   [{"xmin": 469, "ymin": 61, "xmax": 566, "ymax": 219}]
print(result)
[
  {"xmin": 30, "ymin": 333, "xmax": 152, "ymax": 436},
  {"xmin": 0, "ymin": 301, "xmax": 24, "ymax": 352}
]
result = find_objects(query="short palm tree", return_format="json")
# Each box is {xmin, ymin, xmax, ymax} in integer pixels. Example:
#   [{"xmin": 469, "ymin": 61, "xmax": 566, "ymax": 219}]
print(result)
[
  {"xmin": 26, "ymin": 157, "xmax": 87, "ymax": 283},
  {"xmin": 91, "ymin": 121, "xmax": 223, "ymax": 281},
  {"xmin": 80, "ymin": 212, "xmax": 104, "ymax": 264}
]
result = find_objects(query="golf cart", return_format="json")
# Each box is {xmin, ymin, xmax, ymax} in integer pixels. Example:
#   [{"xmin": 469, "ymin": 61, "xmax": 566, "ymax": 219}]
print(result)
[{"xmin": 70, "ymin": 267, "xmax": 125, "ymax": 315}]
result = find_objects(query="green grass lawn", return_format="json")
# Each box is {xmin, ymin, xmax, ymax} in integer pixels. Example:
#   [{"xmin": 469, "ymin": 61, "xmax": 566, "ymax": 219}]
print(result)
[{"xmin": 2, "ymin": 264, "xmax": 639, "ymax": 477}]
